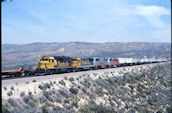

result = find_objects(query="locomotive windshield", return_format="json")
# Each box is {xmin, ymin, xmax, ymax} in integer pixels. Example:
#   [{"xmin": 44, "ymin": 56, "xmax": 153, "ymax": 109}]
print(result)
[{"xmin": 41, "ymin": 58, "xmax": 48, "ymax": 61}]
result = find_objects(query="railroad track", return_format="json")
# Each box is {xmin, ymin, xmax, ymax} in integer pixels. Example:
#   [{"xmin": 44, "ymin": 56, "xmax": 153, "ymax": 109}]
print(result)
[
  {"xmin": 2, "ymin": 62, "xmax": 166, "ymax": 87},
  {"xmin": 1, "ymin": 63, "xmax": 142, "ymax": 80},
  {"xmin": 1, "ymin": 62, "xmax": 162, "ymax": 80}
]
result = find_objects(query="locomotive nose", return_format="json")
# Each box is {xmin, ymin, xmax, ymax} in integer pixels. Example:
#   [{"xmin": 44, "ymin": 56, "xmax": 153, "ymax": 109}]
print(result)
[{"xmin": 38, "ymin": 61, "xmax": 47, "ymax": 69}]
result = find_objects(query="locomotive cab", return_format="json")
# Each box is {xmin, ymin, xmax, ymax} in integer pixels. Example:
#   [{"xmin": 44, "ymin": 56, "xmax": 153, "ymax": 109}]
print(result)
[{"xmin": 37, "ymin": 56, "xmax": 56, "ymax": 70}]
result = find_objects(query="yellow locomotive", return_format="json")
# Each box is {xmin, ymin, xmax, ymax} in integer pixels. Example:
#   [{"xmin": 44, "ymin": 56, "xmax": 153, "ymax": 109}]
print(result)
[{"xmin": 37, "ymin": 56, "xmax": 93, "ymax": 73}]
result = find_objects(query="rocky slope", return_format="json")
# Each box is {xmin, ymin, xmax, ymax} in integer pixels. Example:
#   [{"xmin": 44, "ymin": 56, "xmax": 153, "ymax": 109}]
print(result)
[
  {"xmin": 2, "ymin": 42, "xmax": 171, "ymax": 70},
  {"xmin": 2, "ymin": 63, "xmax": 171, "ymax": 113}
]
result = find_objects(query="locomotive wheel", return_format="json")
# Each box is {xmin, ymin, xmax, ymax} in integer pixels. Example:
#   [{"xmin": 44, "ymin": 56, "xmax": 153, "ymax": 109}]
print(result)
[
  {"xmin": 49, "ymin": 71, "xmax": 53, "ymax": 75},
  {"xmin": 73, "ymin": 68, "xmax": 77, "ymax": 72},
  {"xmin": 67, "ymin": 69, "xmax": 71, "ymax": 73},
  {"xmin": 45, "ymin": 70, "xmax": 53, "ymax": 75},
  {"xmin": 89, "ymin": 68, "xmax": 93, "ymax": 70}
]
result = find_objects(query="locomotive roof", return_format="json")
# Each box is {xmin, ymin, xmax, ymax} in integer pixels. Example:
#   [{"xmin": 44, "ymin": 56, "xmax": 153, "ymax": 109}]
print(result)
[
  {"xmin": 53, "ymin": 56, "xmax": 73, "ymax": 61},
  {"xmin": 53, "ymin": 56, "xmax": 72, "ymax": 58}
]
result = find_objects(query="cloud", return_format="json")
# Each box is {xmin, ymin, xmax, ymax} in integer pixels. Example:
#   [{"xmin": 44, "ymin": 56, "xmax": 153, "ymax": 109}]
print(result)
[
  {"xmin": 136, "ymin": 5, "xmax": 170, "ymax": 16},
  {"xmin": 2, "ymin": 1, "xmax": 171, "ymax": 44},
  {"xmin": 136, "ymin": 5, "xmax": 170, "ymax": 27}
]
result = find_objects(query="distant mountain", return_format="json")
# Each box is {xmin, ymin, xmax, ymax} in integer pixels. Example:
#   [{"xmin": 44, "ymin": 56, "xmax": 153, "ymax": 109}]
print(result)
[{"xmin": 2, "ymin": 42, "xmax": 171, "ymax": 70}]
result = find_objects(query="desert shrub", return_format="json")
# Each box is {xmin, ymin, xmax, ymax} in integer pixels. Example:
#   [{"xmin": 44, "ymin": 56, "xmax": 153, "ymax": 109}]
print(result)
[
  {"xmin": 126, "ymin": 78, "xmax": 132, "ymax": 83},
  {"xmin": 41, "ymin": 103, "xmax": 51, "ymax": 113},
  {"xmin": 39, "ymin": 96, "xmax": 47, "ymax": 103},
  {"xmin": 20, "ymin": 91, "xmax": 25, "ymax": 97},
  {"xmin": 147, "ymin": 96, "xmax": 155, "ymax": 105},
  {"xmin": 69, "ymin": 87, "xmax": 78, "ymax": 95},
  {"xmin": 134, "ymin": 76, "xmax": 140, "ymax": 81},
  {"xmin": 55, "ymin": 95, "xmax": 64, "ymax": 103},
  {"xmin": 43, "ymin": 91, "xmax": 54, "ymax": 102},
  {"xmin": 43, "ymin": 91, "xmax": 51, "ymax": 99},
  {"xmin": 138, "ymin": 83, "xmax": 146, "ymax": 89},
  {"xmin": 79, "ymin": 103, "xmax": 115, "ymax": 113},
  {"xmin": 166, "ymin": 106, "xmax": 172, "ymax": 113},
  {"xmin": 58, "ymin": 90, "xmax": 70, "ymax": 98},
  {"xmin": 25, "ymin": 81, "xmax": 29, "ymax": 84},
  {"xmin": 69, "ymin": 77, "xmax": 75, "ymax": 82},
  {"xmin": 59, "ymin": 80, "xmax": 66, "ymax": 86},
  {"xmin": 93, "ymin": 83, "xmax": 97, "ymax": 87},
  {"xmin": 72, "ymin": 101, "xmax": 78, "ymax": 108},
  {"xmin": 24, "ymin": 96, "xmax": 36, "ymax": 107},
  {"xmin": 52, "ymin": 106, "xmax": 63, "ymax": 111},
  {"xmin": 80, "ymin": 81, "xmax": 83, "ymax": 85},
  {"xmin": 50, "ymin": 81, "xmax": 53, "ymax": 86},
  {"xmin": 104, "ymin": 72, "xmax": 108, "ymax": 75},
  {"xmin": 23, "ymin": 96, "xmax": 30, "ymax": 104},
  {"xmin": 83, "ymin": 74, "xmax": 86, "ymax": 77},
  {"xmin": 107, "ymin": 79, "xmax": 113, "ymax": 84},
  {"xmin": 137, "ymin": 85, "xmax": 144, "ymax": 93},
  {"xmin": 160, "ymin": 81, "xmax": 168, "ymax": 87},
  {"xmin": 32, "ymin": 79, "xmax": 37, "ymax": 82},
  {"xmin": 82, "ymin": 87, "xmax": 87, "ymax": 93},
  {"xmin": 2, "ymin": 104, "xmax": 11, "ymax": 113},
  {"xmin": 113, "ymin": 78, "xmax": 118, "ymax": 83},
  {"xmin": 48, "ymin": 96, "xmax": 54, "ymax": 102},
  {"xmin": 128, "ymin": 85, "xmax": 134, "ymax": 90},
  {"xmin": 39, "ymin": 84, "xmax": 44, "ymax": 90},
  {"xmin": 95, "ymin": 88, "xmax": 104, "ymax": 96},
  {"xmin": 10, "ymin": 86, "xmax": 14, "ymax": 90},
  {"xmin": 157, "ymin": 106, "xmax": 165, "ymax": 113},
  {"xmin": 7, "ymin": 91, "xmax": 13, "ymax": 96},
  {"xmin": 93, "ymin": 73, "xmax": 98, "ymax": 76},
  {"xmin": 51, "ymin": 90, "xmax": 56, "ymax": 94},
  {"xmin": 76, "ymin": 77, "xmax": 79, "ymax": 81},
  {"xmin": 63, "ymin": 99, "xmax": 70, "ymax": 104},
  {"xmin": 44, "ymin": 83, "xmax": 51, "ymax": 89},
  {"xmin": 64, "ymin": 76, "xmax": 68, "ymax": 80},
  {"xmin": 4, "ymin": 86, "xmax": 7, "ymax": 90},
  {"xmin": 83, "ymin": 79, "xmax": 91, "ymax": 88},
  {"xmin": 8, "ymin": 98, "xmax": 15, "ymax": 106},
  {"xmin": 28, "ymin": 91, "xmax": 32, "ymax": 95},
  {"xmin": 87, "ymin": 74, "xmax": 90, "ymax": 77},
  {"xmin": 78, "ymin": 85, "xmax": 81, "ymax": 89}
]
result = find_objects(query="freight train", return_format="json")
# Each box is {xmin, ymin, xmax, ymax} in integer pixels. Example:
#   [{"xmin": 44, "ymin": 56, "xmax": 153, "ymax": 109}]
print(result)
[{"xmin": 2, "ymin": 56, "xmax": 168, "ymax": 77}]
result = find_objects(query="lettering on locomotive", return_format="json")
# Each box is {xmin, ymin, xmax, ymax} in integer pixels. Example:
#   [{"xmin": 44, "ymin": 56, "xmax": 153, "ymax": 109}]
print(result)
[
  {"xmin": 81, "ymin": 60, "xmax": 90, "ymax": 64},
  {"xmin": 58, "ymin": 61, "xmax": 69, "ymax": 67}
]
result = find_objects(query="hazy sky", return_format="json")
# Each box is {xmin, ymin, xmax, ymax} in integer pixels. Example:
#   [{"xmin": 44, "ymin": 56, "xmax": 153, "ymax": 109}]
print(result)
[{"xmin": 2, "ymin": 0, "xmax": 171, "ymax": 44}]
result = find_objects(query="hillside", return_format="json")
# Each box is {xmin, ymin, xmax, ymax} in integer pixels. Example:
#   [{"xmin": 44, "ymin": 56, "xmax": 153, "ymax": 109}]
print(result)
[
  {"xmin": 2, "ymin": 42, "xmax": 171, "ymax": 70},
  {"xmin": 2, "ymin": 63, "xmax": 171, "ymax": 113}
]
